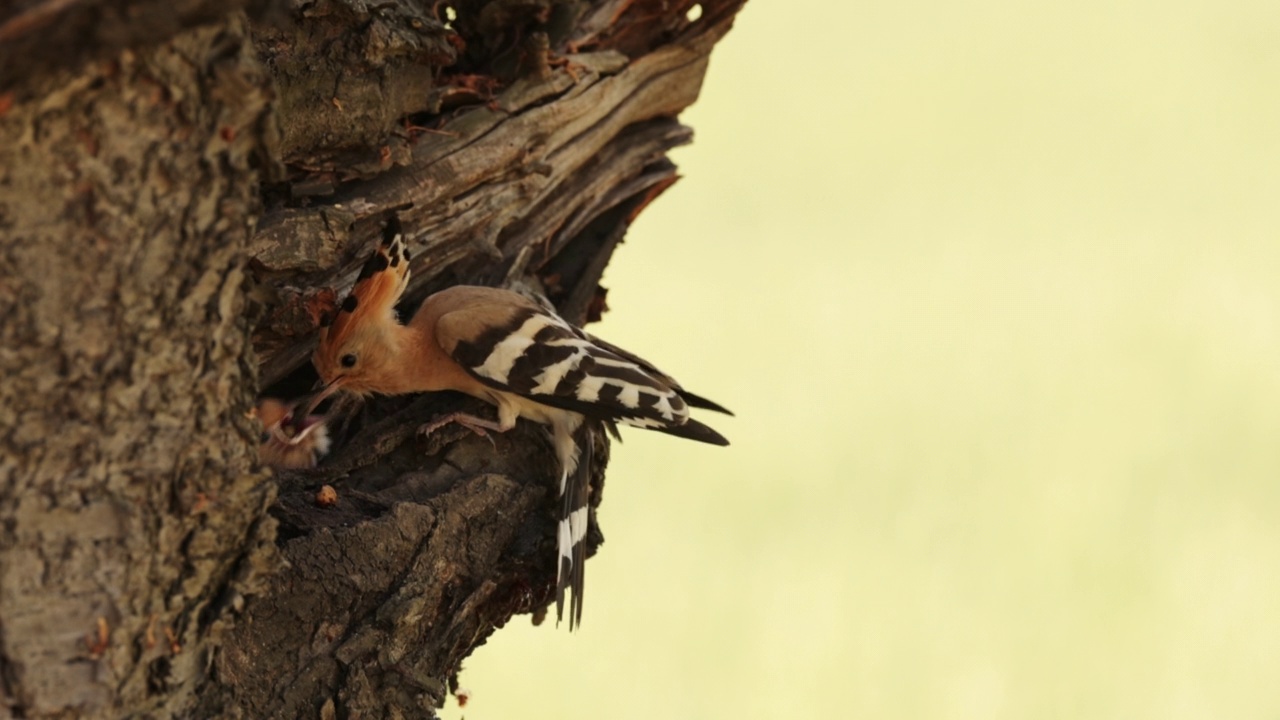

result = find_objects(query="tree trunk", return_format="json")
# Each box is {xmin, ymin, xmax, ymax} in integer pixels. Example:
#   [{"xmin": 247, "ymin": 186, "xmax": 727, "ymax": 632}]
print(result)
[{"xmin": 0, "ymin": 1, "xmax": 744, "ymax": 717}]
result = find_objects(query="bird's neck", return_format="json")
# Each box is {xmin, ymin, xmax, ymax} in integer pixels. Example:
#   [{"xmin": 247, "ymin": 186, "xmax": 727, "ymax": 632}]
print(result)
[
  {"xmin": 387, "ymin": 321, "xmax": 494, "ymax": 398},
  {"xmin": 379, "ymin": 323, "xmax": 443, "ymax": 393},
  {"xmin": 361, "ymin": 323, "xmax": 421, "ymax": 395}
]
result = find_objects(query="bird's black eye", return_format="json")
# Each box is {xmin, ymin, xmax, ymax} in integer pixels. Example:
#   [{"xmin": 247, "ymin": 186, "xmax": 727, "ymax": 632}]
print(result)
[
  {"xmin": 341, "ymin": 353, "xmax": 357, "ymax": 368},
  {"xmin": 259, "ymin": 432, "xmax": 270, "ymax": 443}
]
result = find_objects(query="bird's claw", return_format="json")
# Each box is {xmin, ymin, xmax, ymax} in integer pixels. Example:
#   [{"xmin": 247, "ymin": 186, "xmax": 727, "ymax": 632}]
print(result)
[{"xmin": 419, "ymin": 412, "xmax": 498, "ymax": 448}]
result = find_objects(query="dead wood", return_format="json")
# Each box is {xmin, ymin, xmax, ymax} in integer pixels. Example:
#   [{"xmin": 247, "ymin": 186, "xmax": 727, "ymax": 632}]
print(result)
[{"xmin": 0, "ymin": 0, "xmax": 745, "ymax": 717}]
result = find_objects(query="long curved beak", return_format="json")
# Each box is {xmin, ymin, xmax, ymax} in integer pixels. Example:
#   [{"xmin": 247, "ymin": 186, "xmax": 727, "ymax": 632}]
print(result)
[{"xmin": 289, "ymin": 380, "xmax": 342, "ymax": 432}]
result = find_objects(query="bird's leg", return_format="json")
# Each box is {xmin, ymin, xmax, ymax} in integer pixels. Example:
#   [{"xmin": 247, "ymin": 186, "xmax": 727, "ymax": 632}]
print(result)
[{"xmin": 418, "ymin": 412, "xmax": 506, "ymax": 440}]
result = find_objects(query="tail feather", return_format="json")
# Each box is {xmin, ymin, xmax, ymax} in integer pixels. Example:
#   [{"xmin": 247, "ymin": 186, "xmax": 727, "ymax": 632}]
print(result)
[
  {"xmin": 570, "ymin": 427, "xmax": 590, "ymax": 629},
  {"xmin": 555, "ymin": 421, "xmax": 593, "ymax": 630}
]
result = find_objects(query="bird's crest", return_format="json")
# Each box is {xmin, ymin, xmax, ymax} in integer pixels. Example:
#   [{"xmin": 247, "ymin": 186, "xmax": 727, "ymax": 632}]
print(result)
[{"xmin": 316, "ymin": 219, "xmax": 411, "ymax": 367}]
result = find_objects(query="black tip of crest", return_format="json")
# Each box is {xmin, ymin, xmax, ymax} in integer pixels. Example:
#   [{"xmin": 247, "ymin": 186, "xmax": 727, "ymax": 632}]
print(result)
[{"xmin": 381, "ymin": 215, "xmax": 402, "ymax": 247}]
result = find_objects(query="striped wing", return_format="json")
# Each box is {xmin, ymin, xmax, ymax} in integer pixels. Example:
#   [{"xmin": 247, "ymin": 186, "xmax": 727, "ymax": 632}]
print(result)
[
  {"xmin": 584, "ymin": 332, "xmax": 733, "ymax": 416},
  {"xmin": 440, "ymin": 303, "xmax": 726, "ymax": 443}
]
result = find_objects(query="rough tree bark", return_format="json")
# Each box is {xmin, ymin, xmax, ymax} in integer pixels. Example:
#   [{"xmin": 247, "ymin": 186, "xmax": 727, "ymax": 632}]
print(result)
[{"xmin": 0, "ymin": 0, "xmax": 744, "ymax": 717}]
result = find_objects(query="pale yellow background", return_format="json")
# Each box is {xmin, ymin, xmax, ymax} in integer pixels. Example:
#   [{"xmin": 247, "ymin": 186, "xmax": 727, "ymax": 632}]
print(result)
[{"xmin": 451, "ymin": 1, "xmax": 1280, "ymax": 718}]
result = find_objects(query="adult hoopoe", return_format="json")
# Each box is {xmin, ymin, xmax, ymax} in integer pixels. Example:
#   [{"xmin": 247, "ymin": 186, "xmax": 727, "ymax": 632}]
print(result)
[
  {"xmin": 296, "ymin": 220, "xmax": 730, "ymax": 628},
  {"xmin": 255, "ymin": 397, "xmax": 331, "ymax": 470}
]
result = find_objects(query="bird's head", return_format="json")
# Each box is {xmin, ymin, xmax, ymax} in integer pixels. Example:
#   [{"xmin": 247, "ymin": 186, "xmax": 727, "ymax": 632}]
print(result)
[
  {"xmin": 312, "ymin": 319, "xmax": 403, "ymax": 400},
  {"xmin": 255, "ymin": 398, "xmax": 331, "ymax": 469},
  {"xmin": 301, "ymin": 221, "xmax": 412, "ymax": 418}
]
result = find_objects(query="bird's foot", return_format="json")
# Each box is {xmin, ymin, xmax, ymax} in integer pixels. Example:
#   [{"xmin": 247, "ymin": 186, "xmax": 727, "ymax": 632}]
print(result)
[{"xmin": 418, "ymin": 412, "xmax": 504, "ymax": 447}]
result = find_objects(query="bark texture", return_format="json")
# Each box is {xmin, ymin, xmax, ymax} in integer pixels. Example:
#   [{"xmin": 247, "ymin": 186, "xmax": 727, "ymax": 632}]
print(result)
[
  {"xmin": 0, "ymin": 0, "xmax": 744, "ymax": 717},
  {"xmin": 0, "ymin": 13, "xmax": 277, "ymax": 718}
]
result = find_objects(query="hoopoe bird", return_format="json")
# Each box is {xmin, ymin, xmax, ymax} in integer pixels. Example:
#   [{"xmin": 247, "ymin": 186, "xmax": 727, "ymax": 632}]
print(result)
[
  {"xmin": 296, "ymin": 221, "xmax": 730, "ymax": 628},
  {"xmin": 255, "ymin": 398, "xmax": 331, "ymax": 470}
]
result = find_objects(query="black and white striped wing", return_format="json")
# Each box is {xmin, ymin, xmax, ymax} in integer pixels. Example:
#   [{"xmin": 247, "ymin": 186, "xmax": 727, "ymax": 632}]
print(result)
[{"xmin": 442, "ymin": 304, "xmax": 728, "ymax": 445}]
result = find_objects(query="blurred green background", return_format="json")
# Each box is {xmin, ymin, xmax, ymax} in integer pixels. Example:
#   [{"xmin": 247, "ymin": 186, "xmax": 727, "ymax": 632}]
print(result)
[{"xmin": 452, "ymin": 1, "xmax": 1280, "ymax": 717}]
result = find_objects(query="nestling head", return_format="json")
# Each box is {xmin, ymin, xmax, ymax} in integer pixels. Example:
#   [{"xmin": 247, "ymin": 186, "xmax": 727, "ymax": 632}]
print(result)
[{"xmin": 255, "ymin": 398, "xmax": 331, "ymax": 469}]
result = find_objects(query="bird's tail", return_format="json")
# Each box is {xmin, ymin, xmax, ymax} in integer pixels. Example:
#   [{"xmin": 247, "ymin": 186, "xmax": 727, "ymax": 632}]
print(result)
[{"xmin": 555, "ymin": 420, "xmax": 594, "ymax": 630}]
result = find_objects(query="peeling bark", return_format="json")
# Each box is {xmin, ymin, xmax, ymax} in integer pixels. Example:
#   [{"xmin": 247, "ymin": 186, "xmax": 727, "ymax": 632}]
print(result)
[{"xmin": 0, "ymin": 0, "xmax": 745, "ymax": 717}]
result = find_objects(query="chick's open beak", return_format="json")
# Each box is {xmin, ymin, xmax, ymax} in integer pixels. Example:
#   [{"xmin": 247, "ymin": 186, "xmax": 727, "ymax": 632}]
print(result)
[{"xmin": 290, "ymin": 380, "xmax": 341, "ymax": 433}]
